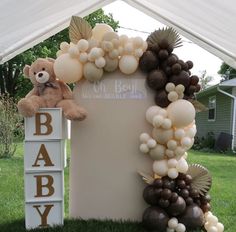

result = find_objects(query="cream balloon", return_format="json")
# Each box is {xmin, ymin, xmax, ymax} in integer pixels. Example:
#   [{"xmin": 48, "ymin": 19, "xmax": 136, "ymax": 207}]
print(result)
[
  {"xmin": 104, "ymin": 55, "xmax": 118, "ymax": 72},
  {"xmin": 153, "ymin": 159, "xmax": 168, "ymax": 176},
  {"xmin": 146, "ymin": 106, "xmax": 161, "ymax": 124},
  {"xmin": 176, "ymin": 223, "xmax": 186, "ymax": 232},
  {"xmin": 139, "ymin": 133, "xmax": 150, "ymax": 143},
  {"xmin": 83, "ymin": 62, "xmax": 103, "ymax": 82},
  {"xmin": 140, "ymin": 144, "xmax": 149, "ymax": 153},
  {"xmin": 147, "ymin": 139, "xmax": 157, "ymax": 149},
  {"xmin": 176, "ymin": 157, "xmax": 188, "ymax": 173},
  {"xmin": 168, "ymin": 218, "xmax": 178, "ymax": 229},
  {"xmin": 92, "ymin": 24, "xmax": 114, "ymax": 42},
  {"xmin": 152, "ymin": 128, "xmax": 174, "ymax": 145},
  {"xmin": 167, "ymin": 99, "xmax": 195, "ymax": 128},
  {"xmin": 168, "ymin": 168, "xmax": 179, "ymax": 179},
  {"xmin": 216, "ymin": 223, "xmax": 224, "ymax": 232},
  {"xmin": 149, "ymin": 144, "xmax": 166, "ymax": 160},
  {"xmin": 54, "ymin": 54, "xmax": 83, "ymax": 83},
  {"xmin": 167, "ymin": 159, "xmax": 178, "ymax": 168},
  {"xmin": 102, "ymin": 31, "xmax": 119, "ymax": 41},
  {"xmin": 119, "ymin": 55, "xmax": 138, "ymax": 75}
]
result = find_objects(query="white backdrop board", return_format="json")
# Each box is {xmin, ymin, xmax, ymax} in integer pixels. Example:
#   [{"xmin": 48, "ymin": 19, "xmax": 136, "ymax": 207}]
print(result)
[{"xmin": 70, "ymin": 70, "xmax": 154, "ymax": 221}]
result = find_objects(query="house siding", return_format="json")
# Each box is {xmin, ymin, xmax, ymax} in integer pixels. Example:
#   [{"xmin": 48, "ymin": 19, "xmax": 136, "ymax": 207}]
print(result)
[{"xmin": 196, "ymin": 91, "xmax": 233, "ymax": 142}]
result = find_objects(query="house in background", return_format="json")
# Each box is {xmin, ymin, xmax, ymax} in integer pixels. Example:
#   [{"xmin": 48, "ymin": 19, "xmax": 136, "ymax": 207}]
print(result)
[{"xmin": 195, "ymin": 79, "xmax": 236, "ymax": 151}]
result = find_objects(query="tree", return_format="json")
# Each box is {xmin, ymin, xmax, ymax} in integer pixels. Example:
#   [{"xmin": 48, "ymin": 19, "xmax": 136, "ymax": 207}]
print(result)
[
  {"xmin": 0, "ymin": 9, "xmax": 119, "ymax": 98},
  {"xmin": 218, "ymin": 62, "xmax": 236, "ymax": 82},
  {"xmin": 199, "ymin": 70, "xmax": 213, "ymax": 90}
]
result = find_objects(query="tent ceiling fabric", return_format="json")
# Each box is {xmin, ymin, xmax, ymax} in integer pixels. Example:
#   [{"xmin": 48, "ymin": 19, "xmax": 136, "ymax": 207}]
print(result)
[{"xmin": 0, "ymin": 0, "xmax": 236, "ymax": 69}]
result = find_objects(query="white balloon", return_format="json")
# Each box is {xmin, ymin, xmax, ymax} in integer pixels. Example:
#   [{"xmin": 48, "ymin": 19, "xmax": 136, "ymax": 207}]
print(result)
[
  {"xmin": 153, "ymin": 115, "xmax": 164, "ymax": 128},
  {"xmin": 109, "ymin": 49, "xmax": 119, "ymax": 59},
  {"xmin": 162, "ymin": 118, "xmax": 172, "ymax": 129},
  {"xmin": 95, "ymin": 57, "xmax": 106, "ymax": 68},
  {"xmin": 146, "ymin": 106, "xmax": 161, "ymax": 123},
  {"xmin": 119, "ymin": 55, "xmax": 138, "ymax": 74},
  {"xmin": 153, "ymin": 159, "xmax": 168, "ymax": 176},
  {"xmin": 124, "ymin": 42, "xmax": 134, "ymax": 54},
  {"xmin": 168, "ymin": 168, "xmax": 179, "ymax": 179},
  {"xmin": 208, "ymin": 215, "xmax": 218, "ymax": 225},
  {"xmin": 167, "ymin": 99, "xmax": 195, "ymax": 128},
  {"xmin": 139, "ymin": 133, "xmax": 150, "ymax": 143},
  {"xmin": 216, "ymin": 223, "xmax": 224, "ymax": 232},
  {"xmin": 175, "ymin": 84, "xmax": 185, "ymax": 94},
  {"xmin": 166, "ymin": 149, "xmax": 175, "ymax": 158},
  {"xmin": 54, "ymin": 54, "xmax": 83, "ymax": 83},
  {"xmin": 176, "ymin": 157, "xmax": 188, "ymax": 173},
  {"xmin": 149, "ymin": 144, "xmax": 166, "ymax": 160},
  {"xmin": 152, "ymin": 128, "xmax": 174, "ymax": 145},
  {"xmin": 77, "ymin": 39, "xmax": 89, "ymax": 52},
  {"xmin": 68, "ymin": 45, "xmax": 80, "ymax": 58},
  {"xmin": 176, "ymin": 223, "xmax": 186, "ymax": 232},
  {"xmin": 147, "ymin": 139, "xmax": 157, "ymax": 149},
  {"xmin": 175, "ymin": 129, "xmax": 186, "ymax": 140},
  {"xmin": 168, "ymin": 91, "xmax": 179, "ymax": 102},
  {"xmin": 140, "ymin": 144, "xmax": 149, "ymax": 153},
  {"xmin": 167, "ymin": 140, "xmax": 178, "ymax": 150},
  {"xmin": 167, "ymin": 159, "xmax": 178, "ymax": 168},
  {"xmin": 166, "ymin": 83, "xmax": 175, "ymax": 92},
  {"xmin": 181, "ymin": 137, "xmax": 192, "ymax": 149},
  {"xmin": 168, "ymin": 218, "xmax": 178, "ymax": 229},
  {"xmin": 204, "ymin": 222, "xmax": 211, "ymax": 231},
  {"xmin": 208, "ymin": 226, "xmax": 218, "ymax": 232},
  {"xmin": 92, "ymin": 23, "xmax": 114, "ymax": 41},
  {"xmin": 79, "ymin": 52, "xmax": 88, "ymax": 63},
  {"xmin": 159, "ymin": 109, "xmax": 168, "ymax": 117}
]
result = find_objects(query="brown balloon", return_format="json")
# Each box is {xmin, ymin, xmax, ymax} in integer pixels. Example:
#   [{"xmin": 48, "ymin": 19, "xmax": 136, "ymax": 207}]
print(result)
[
  {"xmin": 159, "ymin": 39, "xmax": 169, "ymax": 49},
  {"xmin": 158, "ymin": 49, "xmax": 169, "ymax": 60},
  {"xmin": 167, "ymin": 54, "xmax": 178, "ymax": 66},
  {"xmin": 167, "ymin": 196, "xmax": 186, "ymax": 216},
  {"xmin": 169, "ymin": 71, "xmax": 190, "ymax": 88},
  {"xmin": 143, "ymin": 185, "xmax": 161, "ymax": 205},
  {"xmin": 142, "ymin": 206, "xmax": 169, "ymax": 231},
  {"xmin": 186, "ymin": 85, "xmax": 197, "ymax": 95},
  {"xmin": 171, "ymin": 63, "xmax": 182, "ymax": 74},
  {"xmin": 146, "ymin": 70, "xmax": 167, "ymax": 90},
  {"xmin": 190, "ymin": 75, "xmax": 199, "ymax": 85},
  {"xmin": 201, "ymin": 203, "xmax": 211, "ymax": 213},
  {"xmin": 139, "ymin": 51, "xmax": 159, "ymax": 72},
  {"xmin": 186, "ymin": 60, "xmax": 194, "ymax": 69},
  {"xmin": 155, "ymin": 90, "xmax": 171, "ymax": 108},
  {"xmin": 178, "ymin": 204, "xmax": 204, "ymax": 230}
]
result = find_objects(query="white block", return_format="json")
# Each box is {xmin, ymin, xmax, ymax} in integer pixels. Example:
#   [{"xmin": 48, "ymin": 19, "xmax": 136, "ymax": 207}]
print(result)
[
  {"xmin": 70, "ymin": 71, "xmax": 153, "ymax": 221},
  {"xmin": 25, "ymin": 201, "xmax": 63, "ymax": 229},
  {"xmin": 25, "ymin": 108, "xmax": 68, "ymax": 140},
  {"xmin": 24, "ymin": 141, "xmax": 65, "ymax": 171},
  {"xmin": 25, "ymin": 171, "xmax": 64, "ymax": 202}
]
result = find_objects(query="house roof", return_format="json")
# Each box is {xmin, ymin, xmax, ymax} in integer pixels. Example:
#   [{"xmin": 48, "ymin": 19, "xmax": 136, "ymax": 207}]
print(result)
[{"xmin": 0, "ymin": 0, "xmax": 236, "ymax": 67}]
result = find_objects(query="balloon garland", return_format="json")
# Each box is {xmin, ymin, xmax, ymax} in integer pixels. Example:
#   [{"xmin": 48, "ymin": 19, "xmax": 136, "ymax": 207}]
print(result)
[{"xmin": 54, "ymin": 16, "xmax": 224, "ymax": 232}]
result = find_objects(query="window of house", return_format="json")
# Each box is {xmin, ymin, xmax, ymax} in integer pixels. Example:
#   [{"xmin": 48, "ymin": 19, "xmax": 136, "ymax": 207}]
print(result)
[{"xmin": 208, "ymin": 96, "xmax": 216, "ymax": 121}]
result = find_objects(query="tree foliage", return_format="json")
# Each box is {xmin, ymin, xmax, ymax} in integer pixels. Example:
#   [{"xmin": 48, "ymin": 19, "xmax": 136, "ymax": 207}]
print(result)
[
  {"xmin": 0, "ymin": 9, "xmax": 119, "ymax": 98},
  {"xmin": 199, "ymin": 70, "xmax": 213, "ymax": 90},
  {"xmin": 218, "ymin": 62, "xmax": 236, "ymax": 82}
]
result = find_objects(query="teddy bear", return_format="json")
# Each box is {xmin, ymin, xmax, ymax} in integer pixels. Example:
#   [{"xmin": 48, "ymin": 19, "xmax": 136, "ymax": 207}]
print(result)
[{"xmin": 17, "ymin": 58, "xmax": 87, "ymax": 121}]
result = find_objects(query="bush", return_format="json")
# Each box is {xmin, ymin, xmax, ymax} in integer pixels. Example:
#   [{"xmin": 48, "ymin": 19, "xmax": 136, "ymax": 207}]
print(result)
[
  {"xmin": 0, "ymin": 95, "xmax": 23, "ymax": 158},
  {"xmin": 193, "ymin": 132, "xmax": 215, "ymax": 151}
]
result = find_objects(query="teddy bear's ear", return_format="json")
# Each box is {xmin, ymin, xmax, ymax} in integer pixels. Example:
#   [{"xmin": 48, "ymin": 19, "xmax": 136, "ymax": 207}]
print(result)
[
  {"xmin": 47, "ymin": 58, "xmax": 55, "ymax": 63},
  {"xmin": 23, "ymin": 65, "xmax": 30, "ymax": 78}
]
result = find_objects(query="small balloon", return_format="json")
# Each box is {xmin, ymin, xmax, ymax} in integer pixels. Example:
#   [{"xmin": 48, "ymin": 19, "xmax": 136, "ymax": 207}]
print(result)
[{"xmin": 153, "ymin": 159, "xmax": 168, "ymax": 176}]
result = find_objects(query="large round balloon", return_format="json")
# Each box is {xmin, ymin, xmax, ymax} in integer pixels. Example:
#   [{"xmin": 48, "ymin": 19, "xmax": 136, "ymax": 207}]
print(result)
[
  {"xmin": 142, "ymin": 206, "xmax": 169, "ymax": 231},
  {"xmin": 178, "ymin": 204, "xmax": 204, "ymax": 230},
  {"xmin": 54, "ymin": 54, "xmax": 83, "ymax": 83},
  {"xmin": 92, "ymin": 24, "xmax": 114, "ymax": 42},
  {"xmin": 167, "ymin": 99, "xmax": 195, "ymax": 128},
  {"xmin": 167, "ymin": 196, "xmax": 186, "ymax": 216},
  {"xmin": 119, "ymin": 55, "xmax": 138, "ymax": 74}
]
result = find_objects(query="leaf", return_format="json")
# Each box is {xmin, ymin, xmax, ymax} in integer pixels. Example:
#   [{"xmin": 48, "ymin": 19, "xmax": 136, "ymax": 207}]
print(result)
[
  {"xmin": 190, "ymin": 99, "xmax": 208, "ymax": 112},
  {"xmin": 187, "ymin": 164, "xmax": 212, "ymax": 195},
  {"xmin": 69, "ymin": 16, "xmax": 92, "ymax": 43},
  {"xmin": 138, "ymin": 171, "xmax": 155, "ymax": 184}
]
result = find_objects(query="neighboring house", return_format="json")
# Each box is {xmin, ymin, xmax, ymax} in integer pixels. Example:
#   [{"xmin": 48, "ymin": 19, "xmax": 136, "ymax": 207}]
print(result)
[{"xmin": 195, "ymin": 79, "xmax": 236, "ymax": 150}]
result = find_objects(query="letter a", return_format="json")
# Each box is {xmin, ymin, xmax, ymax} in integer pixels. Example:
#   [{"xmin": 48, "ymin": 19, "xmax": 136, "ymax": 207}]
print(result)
[
  {"xmin": 34, "ymin": 112, "xmax": 53, "ymax": 135},
  {"xmin": 32, "ymin": 144, "xmax": 54, "ymax": 167},
  {"xmin": 34, "ymin": 175, "xmax": 55, "ymax": 197},
  {"xmin": 33, "ymin": 204, "xmax": 54, "ymax": 227}
]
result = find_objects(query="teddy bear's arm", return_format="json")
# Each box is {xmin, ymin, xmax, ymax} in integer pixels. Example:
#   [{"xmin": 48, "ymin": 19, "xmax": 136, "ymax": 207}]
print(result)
[
  {"xmin": 25, "ymin": 87, "xmax": 39, "ymax": 98},
  {"xmin": 59, "ymin": 81, "xmax": 73, "ymax": 99}
]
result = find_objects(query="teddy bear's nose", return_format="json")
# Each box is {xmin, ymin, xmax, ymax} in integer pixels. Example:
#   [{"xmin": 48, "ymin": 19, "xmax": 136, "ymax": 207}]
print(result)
[{"xmin": 38, "ymin": 72, "xmax": 43, "ymax": 77}]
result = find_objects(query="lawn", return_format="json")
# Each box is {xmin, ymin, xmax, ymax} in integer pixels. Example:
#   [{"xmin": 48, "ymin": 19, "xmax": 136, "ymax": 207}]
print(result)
[{"xmin": 0, "ymin": 144, "xmax": 235, "ymax": 232}]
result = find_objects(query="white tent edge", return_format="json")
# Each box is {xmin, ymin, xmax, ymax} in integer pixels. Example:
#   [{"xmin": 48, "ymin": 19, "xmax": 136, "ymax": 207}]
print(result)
[{"xmin": 1, "ymin": 0, "xmax": 236, "ymax": 70}]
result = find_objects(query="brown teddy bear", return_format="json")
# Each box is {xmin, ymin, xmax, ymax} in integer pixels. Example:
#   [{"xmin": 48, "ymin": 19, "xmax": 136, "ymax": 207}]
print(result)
[{"xmin": 17, "ymin": 58, "xmax": 87, "ymax": 121}]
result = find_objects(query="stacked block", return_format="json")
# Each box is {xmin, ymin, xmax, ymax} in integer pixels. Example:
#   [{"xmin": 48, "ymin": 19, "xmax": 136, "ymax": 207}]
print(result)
[{"xmin": 24, "ymin": 108, "xmax": 67, "ymax": 229}]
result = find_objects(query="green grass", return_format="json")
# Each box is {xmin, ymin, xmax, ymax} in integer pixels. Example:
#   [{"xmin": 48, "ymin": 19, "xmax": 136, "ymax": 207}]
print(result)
[{"xmin": 0, "ymin": 144, "xmax": 235, "ymax": 231}]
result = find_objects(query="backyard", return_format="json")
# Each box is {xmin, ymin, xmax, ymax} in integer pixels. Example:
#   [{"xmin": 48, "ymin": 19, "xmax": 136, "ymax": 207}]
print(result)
[{"xmin": 0, "ymin": 144, "xmax": 235, "ymax": 232}]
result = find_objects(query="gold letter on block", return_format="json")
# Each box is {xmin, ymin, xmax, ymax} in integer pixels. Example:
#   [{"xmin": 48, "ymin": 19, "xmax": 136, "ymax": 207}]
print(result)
[
  {"xmin": 33, "ymin": 204, "xmax": 54, "ymax": 227},
  {"xmin": 34, "ymin": 175, "xmax": 55, "ymax": 197},
  {"xmin": 32, "ymin": 144, "xmax": 55, "ymax": 167},
  {"xmin": 34, "ymin": 113, "xmax": 53, "ymax": 135}
]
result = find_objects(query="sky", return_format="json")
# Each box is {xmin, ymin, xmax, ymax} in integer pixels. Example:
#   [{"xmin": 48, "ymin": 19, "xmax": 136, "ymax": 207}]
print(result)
[{"xmin": 103, "ymin": 1, "xmax": 223, "ymax": 85}]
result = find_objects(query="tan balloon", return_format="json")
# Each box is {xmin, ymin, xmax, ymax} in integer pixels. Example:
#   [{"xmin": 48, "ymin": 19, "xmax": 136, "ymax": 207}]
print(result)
[
  {"xmin": 92, "ymin": 24, "xmax": 114, "ymax": 42},
  {"xmin": 104, "ymin": 55, "xmax": 118, "ymax": 72},
  {"xmin": 83, "ymin": 62, "xmax": 103, "ymax": 82},
  {"xmin": 149, "ymin": 144, "xmax": 166, "ymax": 160},
  {"xmin": 167, "ymin": 99, "xmax": 195, "ymax": 128},
  {"xmin": 54, "ymin": 54, "xmax": 83, "ymax": 83},
  {"xmin": 152, "ymin": 128, "xmax": 174, "ymax": 145}
]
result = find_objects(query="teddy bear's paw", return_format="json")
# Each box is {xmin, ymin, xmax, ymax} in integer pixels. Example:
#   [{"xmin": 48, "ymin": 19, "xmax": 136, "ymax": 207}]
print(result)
[
  {"xmin": 64, "ymin": 107, "xmax": 87, "ymax": 121},
  {"xmin": 17, "ymin": 99, "xmax": 38, "ymax": 117}
]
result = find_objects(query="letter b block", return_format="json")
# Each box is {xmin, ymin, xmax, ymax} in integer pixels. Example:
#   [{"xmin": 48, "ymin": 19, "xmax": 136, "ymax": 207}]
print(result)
[{"xmin": 25, "ymin": 108, "xmax": 68, "ymax": 140}]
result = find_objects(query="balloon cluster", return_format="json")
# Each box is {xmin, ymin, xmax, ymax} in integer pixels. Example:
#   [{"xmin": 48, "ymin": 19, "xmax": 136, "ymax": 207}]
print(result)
[
  {"xmin": 54, "ymin": 22, "xmax": 147, "ymax": 83},
  {"xmin": 139, "ymin": 28, "xmax": 201, "ymax": 107},
  {"xmin": 204, "ymin": 212, "xmax": 224, "ymax": 232},
  {"xmin": 140, "ymin": 99, "xmax": 196, "ymax": 179}
]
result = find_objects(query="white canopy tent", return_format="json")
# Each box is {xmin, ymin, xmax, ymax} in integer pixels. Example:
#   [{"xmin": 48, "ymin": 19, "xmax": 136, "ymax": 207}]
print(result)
[{"xmin": 0, "ymin": 0, "xmax": 236, "ymax": 68}]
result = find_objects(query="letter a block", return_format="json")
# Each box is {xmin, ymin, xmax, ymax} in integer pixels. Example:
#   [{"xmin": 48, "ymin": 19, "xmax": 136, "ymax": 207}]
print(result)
[{"xmin": 24, "ymin": 108, "xmax": 66, "ymax": 229}]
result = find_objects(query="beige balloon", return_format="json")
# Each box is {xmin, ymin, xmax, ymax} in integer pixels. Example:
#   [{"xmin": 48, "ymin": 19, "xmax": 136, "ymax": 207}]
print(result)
[
  {"xmin": 104, "ymin": 55, "xmax": 118, "ymax": 72},
  {"xmin": 152, "ymin": 128, "xmax": 174, "ymax": 145},
  {"xmin": 54, "ymin": 53, "xmax": 83, "ymax": 83},
  {"xmin": 119, "ymin": 55, "xmax": 138, "ymax": 75},
  {"xmin": 92, "ymin": 24, "xmax": 114, "ymax": 42},
  {"xmin": 83, "ymin": 62, "xmax": 103, "ymax": 82},
  {"xmin": 167, "ymin": 99, "xmax": 195, "ymax": 128}
]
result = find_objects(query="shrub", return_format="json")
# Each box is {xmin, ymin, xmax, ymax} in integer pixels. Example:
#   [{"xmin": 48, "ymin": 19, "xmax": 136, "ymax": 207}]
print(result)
[
  {"xmin": 193, "ymin": 132, "xmax": 215, "ymax": 151},
  {"xmin": 0, "ymin": 94, "xmax": 23, "ymax": 158}
]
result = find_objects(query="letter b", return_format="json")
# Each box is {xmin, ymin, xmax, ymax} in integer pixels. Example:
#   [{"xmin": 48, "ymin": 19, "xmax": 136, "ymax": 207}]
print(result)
[{"xmin": 34, "ymin": 113, "xmax": 53, "ymax": 135}]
